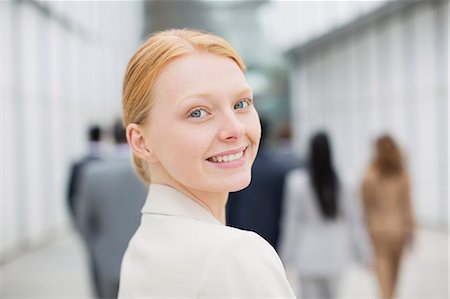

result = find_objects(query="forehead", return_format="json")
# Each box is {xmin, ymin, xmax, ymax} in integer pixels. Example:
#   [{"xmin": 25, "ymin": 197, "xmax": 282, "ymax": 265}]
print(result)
[{"xmin": 152, "ymin": 52, "xmax": 250, "ymax": 102}]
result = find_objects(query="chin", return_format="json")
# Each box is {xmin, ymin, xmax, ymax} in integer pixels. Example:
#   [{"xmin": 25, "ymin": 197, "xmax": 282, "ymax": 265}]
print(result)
[{"xmin": 224, "ymin": 174, "xmax": 252, "ymax": 192}]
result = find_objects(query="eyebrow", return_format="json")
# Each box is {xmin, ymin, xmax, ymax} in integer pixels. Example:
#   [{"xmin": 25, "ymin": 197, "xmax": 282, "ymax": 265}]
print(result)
[
  {"xmin": 181, "ymin": 86, "xmax": 253, "ymax": 103},
  {"xmin": 235, "ymin": 86, "xmax": 253, "ymax": 97}
]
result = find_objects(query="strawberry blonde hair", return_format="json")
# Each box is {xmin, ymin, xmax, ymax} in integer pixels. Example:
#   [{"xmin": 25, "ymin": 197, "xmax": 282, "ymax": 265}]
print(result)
[{"xmin": 122, "ymin": 29, "xmax": 245, "ymax": 184}]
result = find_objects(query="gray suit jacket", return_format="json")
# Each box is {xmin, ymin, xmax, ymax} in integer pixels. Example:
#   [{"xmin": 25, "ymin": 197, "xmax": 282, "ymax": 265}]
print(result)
[{"xmin": 76, "ymin": 157, "xmax": 148, "ymax": 291}]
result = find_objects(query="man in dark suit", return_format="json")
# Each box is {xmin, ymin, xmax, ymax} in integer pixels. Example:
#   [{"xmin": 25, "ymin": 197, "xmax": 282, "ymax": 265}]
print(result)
[
  {"xmin": 226, "ymin": 119, "xmax": 295, "ymax": 250},
  {"xmin": 67, "ymin": 125, "xmax": 103, "ymax": 220}
]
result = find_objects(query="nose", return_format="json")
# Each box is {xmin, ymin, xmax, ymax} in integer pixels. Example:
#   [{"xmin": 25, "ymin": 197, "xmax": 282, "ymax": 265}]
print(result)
[{"xmin": 218, "ymin": 111, "xmax": 245, "ymax": 142}]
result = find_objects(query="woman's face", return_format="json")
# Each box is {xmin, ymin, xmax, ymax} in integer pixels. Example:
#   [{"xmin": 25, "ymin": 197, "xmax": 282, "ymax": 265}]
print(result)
[{"xmin": 144, "ymin": 51, "xmax": 261, "ymax": 193}]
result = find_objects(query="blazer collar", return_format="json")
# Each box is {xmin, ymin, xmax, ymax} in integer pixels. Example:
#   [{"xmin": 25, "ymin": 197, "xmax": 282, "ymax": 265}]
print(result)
[{"xmin": 141, "ymin": 184, "xmax": 223, "ymax": 226}]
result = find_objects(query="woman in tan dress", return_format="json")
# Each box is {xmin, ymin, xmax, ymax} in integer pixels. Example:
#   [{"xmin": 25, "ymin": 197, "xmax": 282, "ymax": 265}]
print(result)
[{"xmin": 361, "ymin": 135, "xmax": 415, "ymax": 299}]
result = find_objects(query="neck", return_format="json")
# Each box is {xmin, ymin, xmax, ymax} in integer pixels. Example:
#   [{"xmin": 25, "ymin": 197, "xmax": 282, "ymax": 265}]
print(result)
[
  {"xmin": 169, "ymin": 182, "xmax": 228, "ymax": 224},
  {"xmin": 151, "ymin": 168, "xmax": 228, "ymax": 224},
  {"xmin": 182, "ymin": 187, "xmax": 228, "ymax": 224}
]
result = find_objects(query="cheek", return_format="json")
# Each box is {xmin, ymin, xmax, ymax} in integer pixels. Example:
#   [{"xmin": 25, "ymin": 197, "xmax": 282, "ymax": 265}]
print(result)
[
  {"xmin": 156, "ymin": 125, "xmax": 209, "ymax": 163},
  {"xmin": 246, "ymin": 111, "xmax": 262, "ymax": 145}
]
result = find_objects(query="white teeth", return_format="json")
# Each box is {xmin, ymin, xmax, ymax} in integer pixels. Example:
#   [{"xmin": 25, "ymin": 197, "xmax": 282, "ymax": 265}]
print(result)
[{"xmin": 209, "ymin": 150, "xmax": 244, "ymax": 163}]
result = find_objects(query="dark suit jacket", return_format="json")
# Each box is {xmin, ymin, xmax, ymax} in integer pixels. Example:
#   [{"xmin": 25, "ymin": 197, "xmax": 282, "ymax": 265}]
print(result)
[
  {"xmin": 67, "ymin": 155, "xmax": 101, "ymax": 219},
  {"xmin": 226, "ymin": 149, "xmax": 293, "ymax": 250}
]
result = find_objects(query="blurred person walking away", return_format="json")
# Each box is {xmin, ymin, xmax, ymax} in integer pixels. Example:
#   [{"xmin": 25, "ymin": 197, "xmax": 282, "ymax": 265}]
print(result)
[
  {"xmin": 279, "ymin": 131, "xmax": 372, "ymax": 299},
  {"xmin": 76, "ymin": 120, "xmax": 148, "ymax": 298},
  {"xmin": 227, "ymin": 118, "xmax": 292, "ymax": 250},
  {"xmin": 272, "ymin": 121, "xmax": 304, "ymax": 170},
  {"xmin": 67, "ymin": 125, "xmax": 103, "ymax": 220},
  {"xmin": 361, "ymin": 135, "xmax": 415, "ymax": 299}
]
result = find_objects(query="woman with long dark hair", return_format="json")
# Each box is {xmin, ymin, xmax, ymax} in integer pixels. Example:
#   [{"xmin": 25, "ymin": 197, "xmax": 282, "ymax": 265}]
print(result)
[
  {"xmin": 361, "ymin": 135, "xmax": 415, "ymax": 299},
  {"xmin": 279, "ymin": 132, "xmax": 371, "ymax": 299},
  {"xmin": 309, "ymin": 133, "xmax": 340, "ymax": 220}
]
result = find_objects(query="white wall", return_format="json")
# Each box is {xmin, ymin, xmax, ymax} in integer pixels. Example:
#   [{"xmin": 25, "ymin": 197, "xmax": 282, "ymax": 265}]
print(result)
[
  {"xmin": 288, "ymin": 1, "xmax": 448, "ymax": 228},
  {"xmin": 1, "ymin": 1, "xmax": 145, "ymax": 261}
]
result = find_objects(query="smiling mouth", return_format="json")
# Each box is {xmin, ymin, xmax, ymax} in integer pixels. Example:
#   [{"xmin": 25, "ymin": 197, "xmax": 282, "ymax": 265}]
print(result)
[{"xmin": 207, "ymin": 148, "xmax": 247, "ymax": 163}]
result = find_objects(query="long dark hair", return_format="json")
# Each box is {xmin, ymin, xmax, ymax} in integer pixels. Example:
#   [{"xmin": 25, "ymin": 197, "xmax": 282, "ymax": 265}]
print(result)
[{"xmin": 308, "ymin": 132, "xmax": 340, "ymax": 220}]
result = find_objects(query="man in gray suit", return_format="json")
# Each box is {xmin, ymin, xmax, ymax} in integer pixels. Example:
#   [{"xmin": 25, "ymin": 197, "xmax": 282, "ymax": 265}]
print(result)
[{"xmin": 76, "ymin": 120, "xmax": 148, "ymax": 298}]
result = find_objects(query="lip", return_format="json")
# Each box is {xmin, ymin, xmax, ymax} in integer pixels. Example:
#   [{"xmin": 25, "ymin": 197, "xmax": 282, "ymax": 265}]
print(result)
[
  {"xmin": 206, "ymin": 146, "xmax": 248, "ymax": 169},
  {"xmin": 207, "ymin": 146, "xmax": 247, "ymax": 159}
]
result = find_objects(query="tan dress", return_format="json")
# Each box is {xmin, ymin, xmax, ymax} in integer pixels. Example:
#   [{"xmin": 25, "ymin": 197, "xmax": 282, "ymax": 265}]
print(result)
[{"xmin": 361, "ymin": 166, "xmax": 415, "ymax": 299}]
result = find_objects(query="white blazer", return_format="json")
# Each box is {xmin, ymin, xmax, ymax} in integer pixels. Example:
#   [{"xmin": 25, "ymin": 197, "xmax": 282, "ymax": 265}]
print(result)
[
  {"xmin": 119, "ymin": 184, "xmax": 296, "ymax": 298},
  {"xmin": 278, "ymin": 170, "xmax": 372, "ymax": 277}
]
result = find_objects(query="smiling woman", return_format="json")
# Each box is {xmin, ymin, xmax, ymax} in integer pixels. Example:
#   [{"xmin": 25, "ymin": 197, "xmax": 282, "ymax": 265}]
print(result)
[
  {"xmin": 118, "ymin": 29, "xmax": 296, "ymax": 298},
  {"xmin": 131, "ymin": 51, "xmax": 260, "ymax": 204}
]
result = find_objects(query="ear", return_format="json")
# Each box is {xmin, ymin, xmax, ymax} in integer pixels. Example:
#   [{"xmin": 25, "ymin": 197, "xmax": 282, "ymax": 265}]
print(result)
[{"xmin": 126, "ymin": 123, "xmax": 159, "ymax": 163}]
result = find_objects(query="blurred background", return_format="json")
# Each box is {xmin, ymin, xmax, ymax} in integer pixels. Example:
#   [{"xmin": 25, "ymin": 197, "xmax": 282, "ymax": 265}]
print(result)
[{"xmin": 1, "ymin": 0, "xmax": 448, "ymax": 298}]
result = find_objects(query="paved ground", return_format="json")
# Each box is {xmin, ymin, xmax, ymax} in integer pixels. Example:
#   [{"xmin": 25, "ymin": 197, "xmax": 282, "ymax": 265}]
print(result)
[{"xmin": 0, "ymin": 229, "xmax": 448, "ymax": 298}]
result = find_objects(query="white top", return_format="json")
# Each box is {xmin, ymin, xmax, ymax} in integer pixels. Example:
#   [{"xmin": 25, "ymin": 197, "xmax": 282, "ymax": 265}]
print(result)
[
  {"xmin": 279, "ymin": 169, "xmax": 372, "ymax": 277},
  {"xmin": 119, "ymin": 184, "xmax": 296, "ymax": 298}
]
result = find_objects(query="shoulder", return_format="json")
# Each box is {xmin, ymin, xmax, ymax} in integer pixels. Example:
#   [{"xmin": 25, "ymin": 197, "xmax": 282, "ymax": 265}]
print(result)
[
  {"xmin": 287, "ymin": 168, "xmax": 307, "ymax": 181},
  {"xmin": 361, "ymin": 166, "xmax": 378, "ymax": 185},
  {"xmin": 120, "ymin": 222, "xmax": 295, "ymax": 297},
  {"xmin": 82, "ymin": 158, "xmax": 134, "ymax": 180},
  {"xmin": 365, "ymin": 165, "xmax": 377, "ymax": 178},
  {"xmin": 285, "ymin": 168, "xmax": 308, "ymax": 189},
  {"xmin": 208, "ymin": 226, "xmax": 277, "ymax": 257},
  {"xmin": 400, "ymin": 171, "xmax": 410, "ymax": 183},
  {"xmin": 187, "ymin": 222, "xmax": 275, "ymax": 255},
  {"xmin": 198, "ymin": 227, "xmax": 295, "ymax": 297},
  {"xmin": 87, "ymin": 157, "xmax": 131, "ymax": 171},
  {"xmin": 80, "ymin": 159, "xmax": 145, "ymax": 198}
]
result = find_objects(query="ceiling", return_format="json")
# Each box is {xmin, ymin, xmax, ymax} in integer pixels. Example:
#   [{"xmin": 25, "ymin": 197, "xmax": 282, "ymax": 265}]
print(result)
[{"xmin": 143, "ymin": 0, "xmax": 272, "ymax": 68}]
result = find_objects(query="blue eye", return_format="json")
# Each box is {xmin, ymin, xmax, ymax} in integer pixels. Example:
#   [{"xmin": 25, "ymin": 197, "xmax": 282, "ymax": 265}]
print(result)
[
  {"xmin": 234, "ymin": 99, "xmax": 250, "ymax": 110},
  {"xmin": 189, "ymin": 108, "xmax": 207, "ymax": 118}
]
